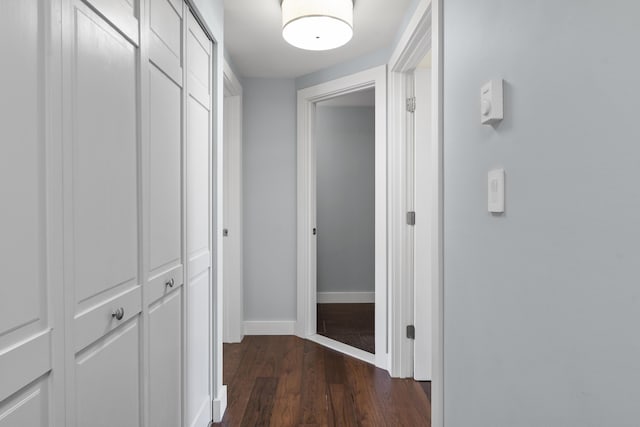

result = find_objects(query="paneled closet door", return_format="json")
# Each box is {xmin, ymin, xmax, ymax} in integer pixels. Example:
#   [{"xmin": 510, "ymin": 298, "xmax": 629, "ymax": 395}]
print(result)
[
  {"xmin": 185, "ymin": 9, "xmax": 214, "ymax": 427},
  {"xmin": 63, "ymin": 1, "xmax": 142, "ymax": 426},
  {"xmin": 144, "ymin": 0, "xmax": 185, "ymax": 426},
  {"xmin": 0, "ymin": 1, "xmax": 58, "ymax": 425}
]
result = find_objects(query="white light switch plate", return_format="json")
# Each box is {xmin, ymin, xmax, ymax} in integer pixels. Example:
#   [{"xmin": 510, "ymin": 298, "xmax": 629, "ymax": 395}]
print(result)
[{"xmin": 488, "ymin": 168, "xmax": 505, "ymax": 213}]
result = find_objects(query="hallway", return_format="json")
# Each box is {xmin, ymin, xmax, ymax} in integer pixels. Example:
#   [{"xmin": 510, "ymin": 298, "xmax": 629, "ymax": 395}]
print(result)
[{"xmin": 215, "ymin": 336, "xmax": 431, "ymax": 426}]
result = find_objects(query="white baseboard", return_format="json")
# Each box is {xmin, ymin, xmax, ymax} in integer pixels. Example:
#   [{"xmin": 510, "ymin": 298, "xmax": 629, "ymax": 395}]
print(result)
[
  {"xmin": 243, "ymin": 320, "xmax": 296, "ymax": 335},
  {"xmin": 317, "ymin": 291, "xmax": 375, "ymax": 304},
  {"xmin": 189, "ymin": 397, "xmax": 210, "ymax": 427},
  {"xmin": 212, "ymin": 385, "xmax": 227, "ymax": 423}
]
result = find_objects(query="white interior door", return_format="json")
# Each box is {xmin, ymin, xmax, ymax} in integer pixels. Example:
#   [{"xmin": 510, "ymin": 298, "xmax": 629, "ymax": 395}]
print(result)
[
  {"xmin": 145, "ymin": 0, "xmax": 185, "ymax": 426},
  {"xmin": 0, "ymin": 1, "xmax": 58, "ymax": 425},
  {"xmin": 185, "ymin": 8, "xmax": 213, "ymax": 427},
  {"xmin": 63, "ymin": 1, "xmax": 142, "ymax": 425},
  {"xmin": 413, "ymin": 66, "xmax": 433, "ymax": 381},
  {"xmin": 223, "ymin": 93, "xmax": 244, "ymax": 343}
]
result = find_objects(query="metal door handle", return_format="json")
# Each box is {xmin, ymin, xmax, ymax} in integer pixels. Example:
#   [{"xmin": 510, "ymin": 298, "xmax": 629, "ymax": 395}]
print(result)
[
  {"xmin": 165, "ymin": 278, "xmax": 175, "ymax": 288},
  {"xmin": 112, "ymin": 307, "xmax": 125, "ymax": 321}
]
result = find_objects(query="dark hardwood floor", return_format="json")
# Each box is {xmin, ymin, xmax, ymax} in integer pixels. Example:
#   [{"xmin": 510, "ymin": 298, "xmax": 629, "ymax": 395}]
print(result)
[
  {"xmin": 214, "ymin": 335, "xmax": 431, "ymax": 427},
  {"xmin": 317, "ymin": 303, "xmax": 375, "ymax": 354}
]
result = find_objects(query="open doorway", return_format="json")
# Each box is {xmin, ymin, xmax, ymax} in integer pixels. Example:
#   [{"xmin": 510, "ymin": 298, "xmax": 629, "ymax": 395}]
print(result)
[
  {"xmin": 315, "ymin": 89, "xmax": 376, "ymax": 354},
  {"xmin": 296, "ymin": 65, "xmax": 387, "ymax": 369}
]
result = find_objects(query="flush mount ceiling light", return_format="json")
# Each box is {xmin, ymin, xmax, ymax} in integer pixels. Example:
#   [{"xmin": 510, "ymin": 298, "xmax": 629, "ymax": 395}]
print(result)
[{"xmin": 282, "ymin": 0, "xmax": 354, "ymax": 51}]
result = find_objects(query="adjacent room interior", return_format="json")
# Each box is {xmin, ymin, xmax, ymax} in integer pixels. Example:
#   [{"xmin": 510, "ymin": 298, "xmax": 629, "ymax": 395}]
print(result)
[{"xmin": 315, "ymin": 88, "xmax": 376, "ymax": 354}]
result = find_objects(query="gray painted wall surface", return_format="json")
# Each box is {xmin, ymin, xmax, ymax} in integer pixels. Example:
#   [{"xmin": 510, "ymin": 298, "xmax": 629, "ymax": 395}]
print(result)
[
  {"xmin": 243, "ymin": 78, "xmax": 297, "ymax": 321},
  {"xmin": 295, "ymin": 47, "xmax": 390, "ymax": 90},
  {"xmin": 316, "ymin": 107, "xmax": 375, "ymax": 293},
  {"xmin": 443, "ymin": 1, "xmax": 640, "ymax": 425}
]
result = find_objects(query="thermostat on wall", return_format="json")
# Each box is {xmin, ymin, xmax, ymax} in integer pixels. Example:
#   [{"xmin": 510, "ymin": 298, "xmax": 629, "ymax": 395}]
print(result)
[
  {"xmin": 488, "ymin": 168, "xmax": 505, "ymax": 213},
  {"xmin": 480, "ymin": 79, "xmax": 504, "ymax": 125}
]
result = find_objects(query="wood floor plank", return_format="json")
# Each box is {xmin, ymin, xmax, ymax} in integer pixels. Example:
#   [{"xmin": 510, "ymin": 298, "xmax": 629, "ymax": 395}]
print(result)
[
  {"xmin": 240, "ymin": 377, "xmax": 279, "ymax": 427},
  {"xmin": 269, "ymin": 336, "xmax": 303, "ymax": 427},
  {"xmin": 218, "ymin": 336, "xmax": 270, "ymax": 426},
  {"xmin": 223, "ymin": 342, "xmax": 242, "ymax": 383},
  {"xmin": 298, "ymin": 340, "xmax": 332, "ymax": 426},
  {"xmin": 342, "ymin": 356, "xmax": 389, "ymax": 426},
  {"xmin": 328, "ymin": 383, "xmax": 358, "ymax": 427},
  {"xmin": 324, "ymin": 350, "xmax": 358, "ymax": 426},
  {"xmin": 215, "ymin": 335, "xmax": 431, "ymax": 427}
]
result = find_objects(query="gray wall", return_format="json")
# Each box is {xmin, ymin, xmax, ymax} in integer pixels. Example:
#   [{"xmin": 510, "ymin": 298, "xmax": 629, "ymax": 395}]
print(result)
[
  {"xmin": 316, "ymin": 107, "xmax": 375, "ymax": 293},
  {"xmin": 443, "ymin": 1, "xmax": 640, "ymax": 425},
  {"xmin": 243, "ymin": 78, "xmax": 297, "ymax": 321},
  {"xmin": 295, "ymin": 48, "xmax": 390, "ymax": 90}
]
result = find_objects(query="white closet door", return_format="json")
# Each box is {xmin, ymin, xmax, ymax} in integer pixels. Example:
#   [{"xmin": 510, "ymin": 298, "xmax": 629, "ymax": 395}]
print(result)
[
  {"xmin": 63, "ymin": 1, "xmax": 142, "ymax": 426},
  {"xmin": 185, "ymin": 9, "xmax": 213, "ymax": 427},
  {"xmin": 145, "ymin": 0, "xmax": 185, "ymax": 426},
  {"xmin": 0, "ymin": 1, "xmax": 55, "ymax": 425}
]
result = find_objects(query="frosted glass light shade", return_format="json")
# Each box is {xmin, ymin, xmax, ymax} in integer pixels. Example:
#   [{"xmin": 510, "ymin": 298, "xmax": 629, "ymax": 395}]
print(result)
[{"xmin": 282, "ymin": 0, "xmax": 353, "ymax": 51}]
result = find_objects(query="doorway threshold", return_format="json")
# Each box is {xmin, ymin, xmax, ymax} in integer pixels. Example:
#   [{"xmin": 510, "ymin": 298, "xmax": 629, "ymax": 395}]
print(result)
[{"xmin": 307, "ymin": 334, "xmax": 375, "ymax": 365}]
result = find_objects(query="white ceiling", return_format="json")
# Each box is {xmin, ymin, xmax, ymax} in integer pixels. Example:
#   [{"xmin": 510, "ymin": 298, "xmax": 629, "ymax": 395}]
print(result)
[{"xmin": 224, "ymin": 0, "xmax": 412, "ymax": 79}]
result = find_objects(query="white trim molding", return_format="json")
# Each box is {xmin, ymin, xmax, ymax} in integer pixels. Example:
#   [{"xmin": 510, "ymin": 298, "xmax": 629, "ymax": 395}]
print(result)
[
  {"xmin": 243, "ymin": 321, "xmax": 297, "ymax": 336},
  {"xmin": 317, "ymin": 292, "xmax": 375, "ymax": 304},
  {"xmin": 212, "ymin": 385, "xmax": 227, "ymax": 424},
  {"xmin": 223, "ymin": 60, "xmax": 243, "ymax": 97},
  {"xmin": 387, "ymin": 1, "xmax": 443, "ymax": 427},
  {"xmin": 296, "ymin": 65, "xmax": 388, "ymax": 371}
]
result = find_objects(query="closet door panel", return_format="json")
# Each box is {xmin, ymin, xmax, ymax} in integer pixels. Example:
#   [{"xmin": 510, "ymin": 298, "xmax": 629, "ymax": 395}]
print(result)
[
  {"xmin": 0, "ymin": 0, "xmax": 52, "ymax": 422},
  {"xmin": 148, "ymin": 289, "xmax": 182, "ymax": 427},
  {"xmin": 149, "ymin": 0, "xmax": 182, "ymax": 84},
  {"xmin": 185, "ymin": 10, "xmax": 212, "ymax": 426},
  {"xmin": 72, "ymin": 6, "xmax": 138, "ymax": 307},
  {"xmin": 0, "ymin": 0, "xmax": 47, "ymax": 354},
  {"xmin": 186, "ymin": 270, "xmax": 210, "ymax": 421},
  {"xmin": 83, "ymin": 0, "xmax": 139, "ymax": 44},
  {"xmin": 0, "ymin": 377, "xmax": 48, "ymax": 427},
  {"xmin": 186, "ymin": 98, "xmax": 211, "ymax": 257},
  {"xmin": 65, "ymin": 2, "xmax": 141, "ymax": 426},
  {"xmin": 186, "ymin": 20, "xmax": 210, "ymax": 106},
  {"xmin": 149, "ymin": 63, "xmax": 182, "ymax": 274},
  {"xmin": 75, "ymin": 319, "xmax": 140, "ymax": 427},
  {"xmin": 145, "ymin": 2, "xmax": 185, "ymax": 426},
  {"xmin": 145, "ymin": 265, "xmax": 183, "ymax": 306}
]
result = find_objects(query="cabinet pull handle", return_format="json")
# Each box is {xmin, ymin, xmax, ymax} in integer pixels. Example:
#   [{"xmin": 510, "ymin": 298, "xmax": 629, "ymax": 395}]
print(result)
[
  {"xmin": 165, "ymin": 278, "xmax": 175, "ymax": 288},
  {"xmin": 112, "ymin": 307, "xmax": 125, "ymax": 321}
]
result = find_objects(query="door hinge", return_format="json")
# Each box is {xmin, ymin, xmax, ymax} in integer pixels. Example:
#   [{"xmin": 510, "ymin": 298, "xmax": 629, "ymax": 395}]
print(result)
[
  {"xmin": 406, "ymin": 97, "xmax": 416, "ymax": 113},
  {"xmin": 223, "ymin": 228, "xmax": 229, "ymax": 237},
  {"xmin": 312, "ymin": 227, "xmax": 317, "ymax": 236},
  {"xmin": 407, "ymin": 325, "xmax": 415, "ymax": 339},
  {"xmin": 407, "ymin": 211, "xmax": 416, "ymax": 226}
]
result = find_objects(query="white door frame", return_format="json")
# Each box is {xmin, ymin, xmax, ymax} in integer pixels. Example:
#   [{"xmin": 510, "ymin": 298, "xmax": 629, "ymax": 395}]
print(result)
[
  {"xmin": 388, "ymin": 0, "xmax": 443, "ymax": 426},
  {"xmin": 183, "ymin": 1, "xmax": 226, "ymax": 421},
  {"xmin": 296, "ymin": 65, "xmax": 388, "ymax": 370},
  {"xmin": 222, "ymin": 60, "xmax": 244, "ymax": 343}
]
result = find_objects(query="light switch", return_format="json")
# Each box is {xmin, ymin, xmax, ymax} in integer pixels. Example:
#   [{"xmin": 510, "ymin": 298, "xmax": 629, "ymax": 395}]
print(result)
[
  {"xmin": 488, "ymin": 168, "xmax": 505, "ymax": 213},
  {"xmin": 480, "ymin": 79, "xmax": 503, "ymax": 125}
]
